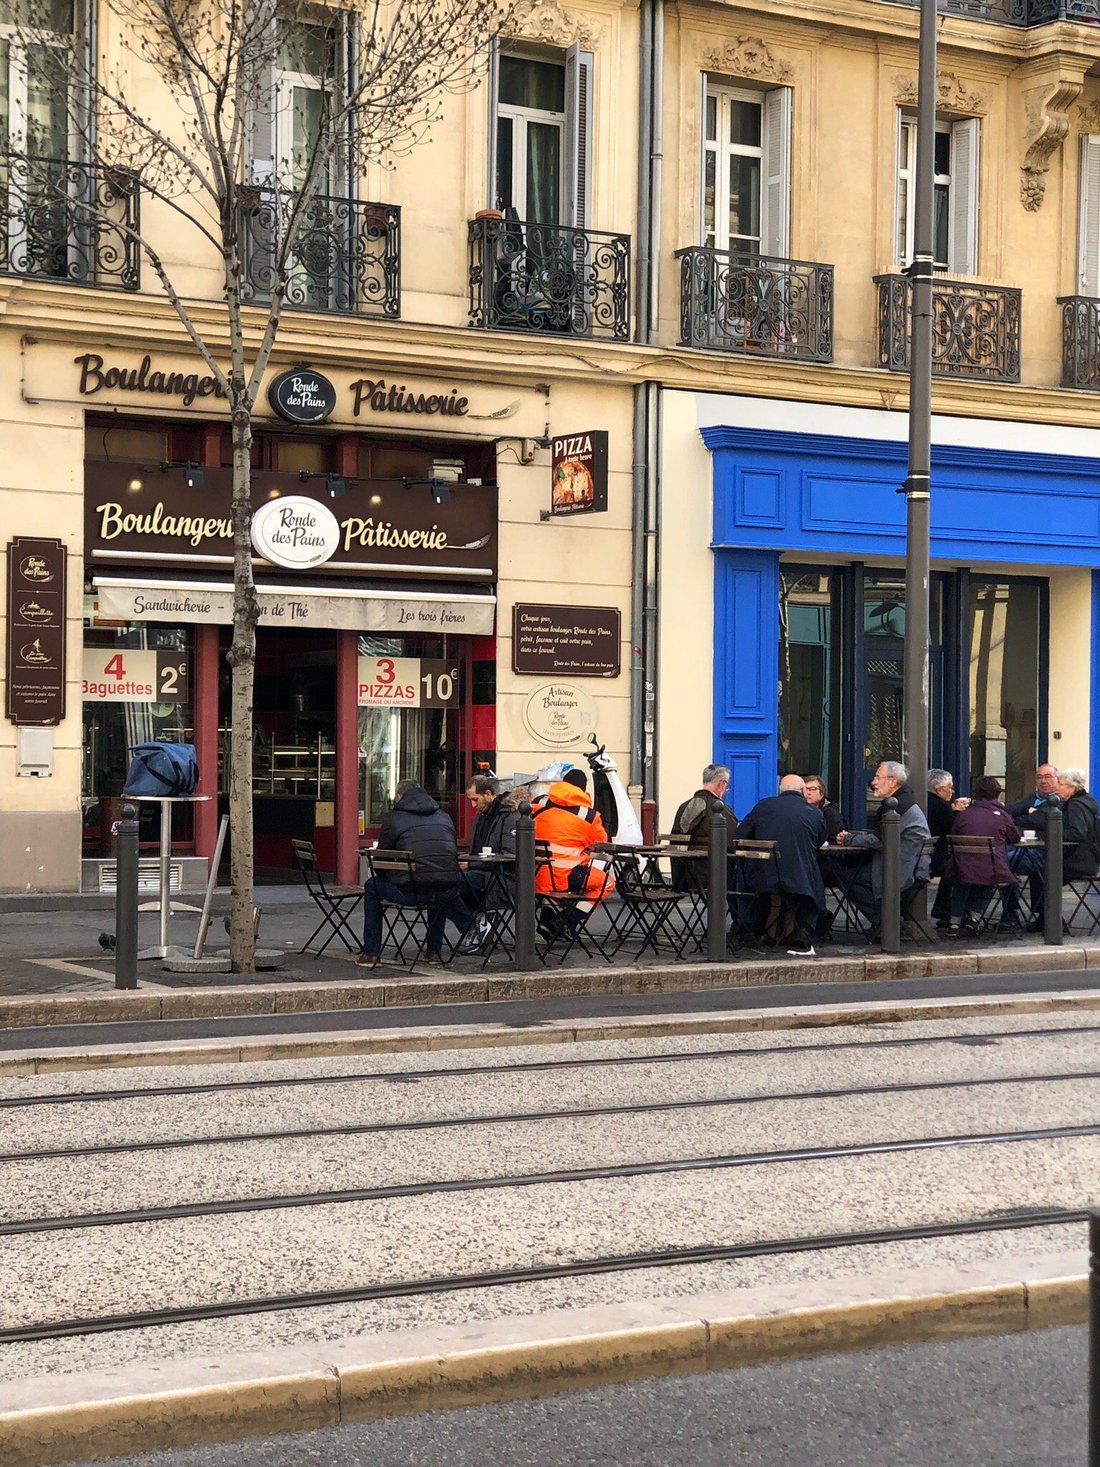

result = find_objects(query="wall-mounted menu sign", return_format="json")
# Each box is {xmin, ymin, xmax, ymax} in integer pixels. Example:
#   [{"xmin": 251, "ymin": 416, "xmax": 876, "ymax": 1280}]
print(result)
[
  {"xmin": 512, "ymin": 603, "xmax": 621, "ymax": 678},
  {"xmin": 6, "ymin": 537, "xmax": 67, "ymax": 725},
  {"xmin": 551, "ymin": 431, "xmax": 608, "ymax": 516}
]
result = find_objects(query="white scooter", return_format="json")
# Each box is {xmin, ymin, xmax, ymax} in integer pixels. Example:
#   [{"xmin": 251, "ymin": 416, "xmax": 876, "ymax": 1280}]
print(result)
[{"xmin": 507, "ymin": 734, "xmax": 643, "ymax": 845}]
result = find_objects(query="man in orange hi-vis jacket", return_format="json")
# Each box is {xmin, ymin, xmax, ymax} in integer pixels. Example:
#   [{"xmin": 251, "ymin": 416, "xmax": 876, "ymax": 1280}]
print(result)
[{"xmin": 532, "ymin": 769, "xmax": 616, "ymax": 901}]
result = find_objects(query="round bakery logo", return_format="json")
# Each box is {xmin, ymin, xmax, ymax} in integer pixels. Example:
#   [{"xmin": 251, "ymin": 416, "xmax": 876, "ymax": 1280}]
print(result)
[
  {"xmin": 267, "ymin": 367, "xmax": 338, "ymax": 424},
  {"xmin": 19, "ymin": 638, "xmax": 53, "ymax": 666},
  {"xmin": 19, "ymin": 554, "xmax": 53, "ymax": 583},
  {"xmin": 18, "ymin": 600, "xmax": 54, "ymax": 624},
  {"xmin": 250, "ymin": 495, "xmax": 341, "ymax": 570}
]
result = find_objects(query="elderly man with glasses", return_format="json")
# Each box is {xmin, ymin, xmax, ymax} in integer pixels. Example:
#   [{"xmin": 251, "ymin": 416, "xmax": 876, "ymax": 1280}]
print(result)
[{"xmin": 835, "ymin": 760, "xmax": 931, "ymax": 937}]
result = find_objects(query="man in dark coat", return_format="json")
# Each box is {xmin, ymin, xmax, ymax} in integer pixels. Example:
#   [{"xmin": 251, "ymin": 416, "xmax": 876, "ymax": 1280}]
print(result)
[
  {"xmin": 737, "ymin": 775, "xmax": 827, "ymax": 955},
  {"xmin": 1008, "ymin": 763, "xmax": 1059, "ymax": 925},
  {"xmin": 359, "ymin": 779, "xmax": 472, "ymax": 965}
]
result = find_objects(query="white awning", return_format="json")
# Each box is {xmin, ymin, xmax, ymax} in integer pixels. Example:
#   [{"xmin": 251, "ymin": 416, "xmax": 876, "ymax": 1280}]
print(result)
[{"xmin": 92, "ymin": 577, "xmax": 497, "ymax": 636}]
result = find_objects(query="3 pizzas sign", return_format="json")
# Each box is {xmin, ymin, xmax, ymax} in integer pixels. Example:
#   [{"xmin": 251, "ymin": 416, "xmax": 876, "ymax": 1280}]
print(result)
[{"xmin": 356, "ymin": 656, "xmax": 458, "ymax": 708}]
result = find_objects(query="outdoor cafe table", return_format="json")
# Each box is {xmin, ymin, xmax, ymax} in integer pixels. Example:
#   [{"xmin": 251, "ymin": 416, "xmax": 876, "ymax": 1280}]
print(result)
[{"xmin": 459, "ymin": 850, "xmax": 517, "ymax": 964}]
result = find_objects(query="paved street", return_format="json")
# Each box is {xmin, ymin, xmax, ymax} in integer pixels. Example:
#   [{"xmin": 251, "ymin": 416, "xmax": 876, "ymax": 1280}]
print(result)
[
  {"xmin": 2, "ymin": 1008, "xmax": 1097, "ymax": 1387},
  {"xmin": 61, "ymin": 1325, "xmax": 1088, "ymax": 1466}
]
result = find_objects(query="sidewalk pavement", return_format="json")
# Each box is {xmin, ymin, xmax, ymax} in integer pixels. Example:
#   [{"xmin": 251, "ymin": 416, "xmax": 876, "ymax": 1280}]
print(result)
[{"xmin": 0, "ymin": 886, "xmax": 1098, "ymax": 1018}]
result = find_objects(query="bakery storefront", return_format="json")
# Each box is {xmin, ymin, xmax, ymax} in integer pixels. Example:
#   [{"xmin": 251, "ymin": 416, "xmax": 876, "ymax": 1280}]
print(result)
[{"xmin": 76, "ymin": 361, "xmax": 515, "ymax": 890}]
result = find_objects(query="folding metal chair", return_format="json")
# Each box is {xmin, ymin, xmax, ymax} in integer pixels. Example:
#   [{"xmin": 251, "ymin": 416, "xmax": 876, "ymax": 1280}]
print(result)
[
  {"xmin": 900, "ymin": 838, "xmax": 938, "ymax": 943},
  {"xmin": 608, "ymin": 847, "xmax": 695, "ymax": 960},
  {"xmin": 1065, "ymin": 868, "xmax": 1100, "ymax": 935},
  {"xmin": 534, "ymin": 839, "xmax": 616, "ymax": 965},
  {"xmin": 728, "ymin": 839, "xmax": 783, "ymax": 950},
  {"xmin": 364, "ymin": 849, "xmax": 464, "ymax": 968},
  {"xmin": 291, "ymin": 838, "xmax": 363, "ymax": 957},
  {"xmin": 944, "ymin": 835, "xmax": 1021, "ymax": 935}
]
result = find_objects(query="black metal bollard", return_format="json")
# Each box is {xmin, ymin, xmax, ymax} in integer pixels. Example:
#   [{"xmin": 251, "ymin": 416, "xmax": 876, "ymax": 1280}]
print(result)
[
  {"xmin": 1090, "ymin": 1211, "xmax": 1100, "ymax": 1467},
  {"xmin": 1044, "ymin": 803, "xmax": 1064, "ymax": 946},
  {"xmin": 114, "ymin": 802, "xmax": 139, "ymax": 990},
  {"xmin": 514, "ymin": 801, "xmax": 537, "ymax": 971},
  {"xmin": 706, "ymin": 803, "xmax": 728, "ymax": 963},
  {"xmin": 880, "ymin": 797, "xmax": 901, "ymax": 954}
]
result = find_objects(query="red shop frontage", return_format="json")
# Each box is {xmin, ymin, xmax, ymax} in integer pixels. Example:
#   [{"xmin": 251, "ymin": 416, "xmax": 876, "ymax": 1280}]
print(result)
[{"xmin": 80, "ymin": 414, "xmax": 498, "ymax": 889}]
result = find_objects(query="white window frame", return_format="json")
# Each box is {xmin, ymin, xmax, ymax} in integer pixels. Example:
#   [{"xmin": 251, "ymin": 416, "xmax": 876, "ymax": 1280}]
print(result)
[
  {"xmin": 896, "ymin": 112, "xmax": 980, "ymax": 275},
  {"xmin": 700, "ymin": 79, "xmax": 790, "ymax": 260},
  {"xmin": 489, "ymin": 43, "xmax": 592, "ymax": 228},
  {"xmin": 493, "ymin": 50, "xmax": 566, "ymax": 222}
]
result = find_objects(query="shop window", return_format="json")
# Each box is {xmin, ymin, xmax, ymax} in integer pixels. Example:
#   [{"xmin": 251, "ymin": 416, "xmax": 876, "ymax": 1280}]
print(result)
[
  {"xmin": 862, "ymin": 570, "xmax": 946, "ymax": 791},
  {"xmin": 969, "ymin": 579, "xmax": 1041, "ymax": 804},
  {"xmin": 81, "ymin": 618, "xmax": 194, "ymax": 856},
  {"xmin": 779, "ymin": 568, "xmax": 840, "ymax": 795},
  {"xmin": 86, "ymin": 424, "xmax": 168, "ymax": 463}
]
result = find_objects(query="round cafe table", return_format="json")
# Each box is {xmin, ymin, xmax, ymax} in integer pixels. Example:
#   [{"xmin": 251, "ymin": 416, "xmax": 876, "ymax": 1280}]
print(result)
[{"xmin": 128, "ymin": 794, "xmax": 212, "ymax": 959}]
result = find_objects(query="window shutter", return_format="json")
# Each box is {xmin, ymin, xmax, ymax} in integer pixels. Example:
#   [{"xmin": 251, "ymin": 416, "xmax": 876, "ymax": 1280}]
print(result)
[
  {"xmin": 245, "ymin": 9, "xmax": 278, "ymax": 184},
  {"xmin": 565, "ymin": 42, "xmax": 593, "ymax": 229},
  {"xmin": 1078, "ymin": 135, "xmax": 1100, "ymax": 296},
  {"xmin": 699, "ymin": 73, "xmax": 711, "ymax": 244},
  {"xmin": 763, "ymin": 86, "xmax": 791, "ymax": 259},
  {"xmin": 948, "ymin": 116, "xmax": 980, "ymax": 276},
  {"xmin": 336, "ymin": 9, "xmax": 358, "ymax": 201},
  {"xmin": 486, "ymin": 37, "xmax": 500, "ymax": 209}
]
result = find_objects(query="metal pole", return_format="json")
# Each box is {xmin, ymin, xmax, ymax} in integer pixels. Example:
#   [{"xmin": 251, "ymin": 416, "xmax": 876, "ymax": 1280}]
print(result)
[
  {"xmin": 193, "ymin": 813, "xmax": 229, "ymax": 960},
  {"xmin": 114, "ymin": 802, "xmax": 139, "ymax": 990},
  {"xmin": 706, "ymin": 803, "xmax": 728, "ymax": 962},
  {"xmin": 514, "ymin": 801, "xmax": 537, "ymax": 971},
  {"xmin": 1089, "ymin": 1210, "xmax": 1100, "ymax": 1467},
  {"xmin": 902, "ymin": 0, "xmax": 937, "ymax": 817},
  {"xmin": 1044, "ymin": 803, "xmax": 1064, "ymax": 946},
  {"xmin": 157, "ymin": 797, "xmax": 172, "ymax": 950},
  {"xmin": 880, "ymin": 797, "xmax": 901, "ymax": 954}
]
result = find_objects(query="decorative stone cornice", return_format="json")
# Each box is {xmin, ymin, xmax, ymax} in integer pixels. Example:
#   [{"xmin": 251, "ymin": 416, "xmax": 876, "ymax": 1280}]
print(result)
[
  {"xmin": 1020, "ymin": 74, "xmax": 1085, "ymax": 212},
  {"xmin": 703, "ymin": 37, "xmax": 794, "ymax": 84},
  {"xmin": 509, "ymin": 0, "xmax": 602, "ymax": 49},
  {"xmin": 893, "ymin": 71, "xmax": 988, "ymax": 115}
]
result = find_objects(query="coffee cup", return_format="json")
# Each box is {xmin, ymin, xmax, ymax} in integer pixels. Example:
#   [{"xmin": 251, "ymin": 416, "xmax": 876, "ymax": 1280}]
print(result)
[{"xmin": 480, "ymin": 846, "xmax": 493, "ymax": 856}]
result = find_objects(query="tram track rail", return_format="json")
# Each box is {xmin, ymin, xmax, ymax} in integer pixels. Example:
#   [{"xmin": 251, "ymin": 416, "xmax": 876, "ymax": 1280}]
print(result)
[
  {"xmin": 0, "ymin": 1206, "xmax": 1086, "ymax": 1346},
  {"xmin": 4, "ymin": 1120, "xmax": 1099, "ymax": 1238},
  {"xmin": 3, "ymin": 1067, "xmax": 1099, "ymax": 1163},
  {"xmin": 2, "ymin": 1020, "xmax": 1098, "ymax": 1111}
]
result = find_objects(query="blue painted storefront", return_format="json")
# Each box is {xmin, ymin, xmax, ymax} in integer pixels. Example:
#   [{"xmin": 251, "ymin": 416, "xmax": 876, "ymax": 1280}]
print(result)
[{"xmin": 701, "ymin": 424, "xmax": 1100, "ymax": 818}]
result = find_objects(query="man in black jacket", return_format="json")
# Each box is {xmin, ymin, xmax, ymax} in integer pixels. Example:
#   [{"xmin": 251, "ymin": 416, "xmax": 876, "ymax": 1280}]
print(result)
[
  {"xmin": 738, "ymin": 775, "xmax": 827, "ymax": 955},
  {"xmin": 359, "ymin": 780, "xmax": 471, "ymax": 966}
]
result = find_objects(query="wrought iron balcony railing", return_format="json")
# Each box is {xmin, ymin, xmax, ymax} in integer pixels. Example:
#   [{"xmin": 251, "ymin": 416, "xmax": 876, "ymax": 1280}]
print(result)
[
  {"xmin": 468, "ymin": 216, "xmax": 631, "ymax": 340},
  {"xmin": 0, "ymin": 153, "xmax": 140, "ymax": 290},
  {"xmin": 239, "ymin": 188, "xmax": 400, "ymax": 316},
  {"xmin": 881, "ymin": 0, "xmax": 1100, "ymax": 24},
  {"xmin": 874, "ymin": 273, "xmax": 1021, "ymax": 382},
  {"xmin": 676, "ymin": 246, "xmax": 834, "ymax": 362},
  {"xmin": 1057, "ymin": 295, "xmax": 1100, "ymax": 389}
]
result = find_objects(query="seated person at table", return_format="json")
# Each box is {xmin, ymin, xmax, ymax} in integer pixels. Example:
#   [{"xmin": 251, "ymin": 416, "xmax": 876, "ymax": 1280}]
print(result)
[
  {"xmin": 737, "ymin": 775, "xmax": 827, "ymax": 956},
  {"xmin": 671, "ymin": 763, "xmax": 740, "ymax": 890},
  {"xmin": 836, "ymin": 761, "xmax": 931, "ymax": 934},
  {"xmin": 532, "ymin": 769, "xmax": 615, "ymax": 936},
  {"xmin": 944, "ymin": 776, "xmax": 1021, "ymax": 936},
  {"xmin": 1007, "ymin": 763, "xmax": 1059, "ymax": 921},
  {"xmin": 803, "ymin": 774, "xmax": 845, "ymax": 843},
  {"xmin": 457, "ymin": 776, "xmax": 523, "ymax": 955},
  {"xmin": 927, "ymin": 768, "xmax": 970, "ymax": 928},
  {"xmin": 358, "ymin": 779, "xmax": 473, "ymax": 967},
  {"xmin": 1032, "ymin": 768, "xmax": 1100, "ymax": 927}
]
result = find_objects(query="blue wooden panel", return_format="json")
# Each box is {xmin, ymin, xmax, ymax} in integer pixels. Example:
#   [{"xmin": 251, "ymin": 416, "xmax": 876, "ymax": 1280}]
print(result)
[
  {"xmin": 705, "ymin": 425, "xmax": 1100, "ymax": 568},
  {"xmin": 1091, "ymin": 570, "xmax": 1100, "ymax": 789},
  {"xmin": 713, "ymin": 548, "xmax": 779, "ymax": 816}
]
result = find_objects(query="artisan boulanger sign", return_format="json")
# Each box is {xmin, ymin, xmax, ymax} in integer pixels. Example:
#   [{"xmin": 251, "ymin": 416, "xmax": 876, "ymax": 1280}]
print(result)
[
  {"xmin": 85, "ymin": 462, "xmax": 498, "ymax": 578},
  {"xmin": 6, "ymin": 537, "xmax": 67, "ymax": 726}
]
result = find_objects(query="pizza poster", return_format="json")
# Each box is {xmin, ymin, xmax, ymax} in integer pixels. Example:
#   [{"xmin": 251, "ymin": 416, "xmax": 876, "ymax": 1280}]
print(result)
[{"xmin": 550, "ymin": 430, "xmax": 608, "ymax": 517}]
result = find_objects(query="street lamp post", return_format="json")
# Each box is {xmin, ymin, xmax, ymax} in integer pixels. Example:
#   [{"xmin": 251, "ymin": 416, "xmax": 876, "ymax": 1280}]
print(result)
[{"xmin": 903, "ymin": 0, "xmax": 937, "ymax": 813}]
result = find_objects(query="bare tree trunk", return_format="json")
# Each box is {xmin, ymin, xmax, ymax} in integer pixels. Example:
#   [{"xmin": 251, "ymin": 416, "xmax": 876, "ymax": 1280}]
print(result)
[{"xmin": 227, "ymin": 392, "xmax": 258, "ymax": 972}]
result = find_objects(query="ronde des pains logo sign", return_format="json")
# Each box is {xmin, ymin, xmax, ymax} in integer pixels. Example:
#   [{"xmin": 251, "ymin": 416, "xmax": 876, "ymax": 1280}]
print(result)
[
  {"xmin": 267, "ymin": 366, "xmax": 337, "ymax": 424},
  {"xmin": 250, "ymin": 496, "xmax": 341, "ymax": 570}
]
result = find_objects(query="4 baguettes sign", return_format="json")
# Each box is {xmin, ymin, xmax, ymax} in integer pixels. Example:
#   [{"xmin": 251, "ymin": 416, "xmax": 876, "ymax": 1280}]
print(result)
[{"xmin": 6, "ymin": 536, "xmax": 67, "ymax": 725}]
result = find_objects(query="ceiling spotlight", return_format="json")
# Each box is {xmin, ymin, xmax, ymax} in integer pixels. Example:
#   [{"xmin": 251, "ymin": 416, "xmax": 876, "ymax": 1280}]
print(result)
[
  {"xmin": 326, "ymin": 473, "xmax": 346, "ymax": 499},
  {"xmin": 429, "ymin": 480, "xmax": 452, "ymax": 505},
  {"xmin": 184, "ymin": 463, "xmax": 204, "ymax": 490}
]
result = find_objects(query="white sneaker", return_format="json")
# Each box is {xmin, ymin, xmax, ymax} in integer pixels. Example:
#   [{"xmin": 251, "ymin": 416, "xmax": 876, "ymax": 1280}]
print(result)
[
  {"xmin": 786, "ymin": 943, "xmax": 816, "ymax": 957},
  {"xmin": 457, "ymin": 914, "xmax": 492, "ymax": 957}
]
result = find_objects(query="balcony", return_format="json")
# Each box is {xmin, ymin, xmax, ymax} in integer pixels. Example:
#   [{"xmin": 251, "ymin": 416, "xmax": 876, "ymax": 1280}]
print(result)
[
  {"xmin": 874, "ymin": 273, "xmax": 1021, "ymax": 382},
  {"xmin": 882, "ymin": 0, "xmax": 1100, "ymax": 24},
  {"xmin": 468, "ymin": 216, "xmax": 631, "ymax": 340},
  {"xmin": 0, "ymin": 153, "xmax": 140, "ymax": 290},
  {"xmin": 1057, "ymin": 296, "xmax": 1100, "ymax": 389},
  {"xmin": 676, "ymin": 246, "xmax": 834, "ymax": 362},
  {"xmin": 240, "ymin": 188, "xmax": 400, "ymax": 316}
]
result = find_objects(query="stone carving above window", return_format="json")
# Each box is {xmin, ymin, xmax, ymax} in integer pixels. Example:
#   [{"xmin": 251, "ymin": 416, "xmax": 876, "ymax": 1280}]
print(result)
[
  {"xmin": 703, "ymin": 37, "xmax": 794, "ymax": 84},
  {"xmin": 510, "ymin": 0, "xmax": 602, "ymax": 49},
  {"xmin": 894, "ymin": 72, "xmax": 988, "ymax": 115}
]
